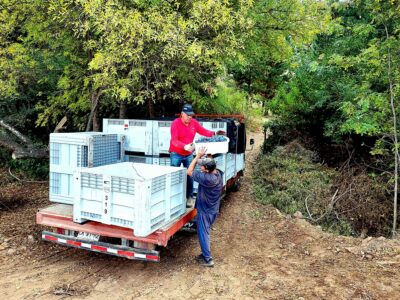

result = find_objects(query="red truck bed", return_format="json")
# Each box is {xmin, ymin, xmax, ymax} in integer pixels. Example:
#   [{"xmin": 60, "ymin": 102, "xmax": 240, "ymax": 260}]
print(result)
[
  {"xmin": 37, "ymin": 204, "xmax": 197, "ymax": 262},
  {"xmin": 37, "ymin": 204, "xmax": 197, "ymax": 247}
]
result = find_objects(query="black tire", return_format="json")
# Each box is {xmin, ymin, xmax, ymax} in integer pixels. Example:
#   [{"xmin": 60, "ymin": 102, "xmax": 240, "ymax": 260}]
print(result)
[{"xmin": 230, "ymin": 179, "xmax": 241, "ymax": 192}]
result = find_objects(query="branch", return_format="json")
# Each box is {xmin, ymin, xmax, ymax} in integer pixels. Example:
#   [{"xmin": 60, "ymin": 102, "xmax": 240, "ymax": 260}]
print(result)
[
  {"xmin": 0, "ymin": 121, "xmax": 48, "ymax": 159},
  {"xmin": 0, "ymin": 119, "xmax": 31, "ymax": 145},
  {"xmin": 304, "ymin": 189, "xmax": 342, "ymax": 223}
]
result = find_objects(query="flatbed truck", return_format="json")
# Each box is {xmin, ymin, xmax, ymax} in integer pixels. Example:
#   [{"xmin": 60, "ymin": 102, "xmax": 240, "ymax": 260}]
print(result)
[
  {"xmin": 37, "ymin": 171, "xmax": 243, "ymax": 262},
  {"xmin": 37, "ymin": 114, "xmax": 249, "ymax": 262}
]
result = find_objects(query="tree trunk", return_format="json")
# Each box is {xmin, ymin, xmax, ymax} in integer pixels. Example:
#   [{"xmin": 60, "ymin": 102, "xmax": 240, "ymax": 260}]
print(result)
[
  {"xmin": 86, "ymin": 90, "xmax": 101, "ymax": 132},
  {"xmin": 119, "ymin": 101, "xmax": 127, "ymax": 119},
  {"xmin": 148, "ymin": 98, "xmax": 155, "ymax": 118},
  {"xmin": 385, "ymin": 24, "xmax": 398, "ymax": 238},
  {"xmin": 93, "ymin": 108, "xmax": 100, "ymax": 132}
]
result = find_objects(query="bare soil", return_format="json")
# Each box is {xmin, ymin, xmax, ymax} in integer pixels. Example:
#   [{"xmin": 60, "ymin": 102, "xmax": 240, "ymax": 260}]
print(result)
[{"xmin": 0, "ymin": 132, "xmax": 400, "ymax": 300}]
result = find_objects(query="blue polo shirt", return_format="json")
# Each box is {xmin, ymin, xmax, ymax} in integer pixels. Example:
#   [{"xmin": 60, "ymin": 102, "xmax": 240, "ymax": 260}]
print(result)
[{"xmin": 192, "ymin": 170, "xmax": 223, "ymax": 214}]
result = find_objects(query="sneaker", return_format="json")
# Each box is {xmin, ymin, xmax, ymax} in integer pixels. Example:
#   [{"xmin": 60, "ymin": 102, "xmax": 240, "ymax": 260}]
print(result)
[
  {"xmin": 198, "ymin": 257, "xmax": 215, "ymax": 267},
  {"xmin": 186, "ymin": 197, "xmax": 195, "ymax": 208},
  {"xmin": 195, "ymin": 254, "xmax": 204, "ymax": 262}
]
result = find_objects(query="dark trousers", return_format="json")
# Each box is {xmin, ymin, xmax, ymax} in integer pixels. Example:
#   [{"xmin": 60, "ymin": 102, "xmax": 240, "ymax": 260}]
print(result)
[{"xmin": 197, "ymin": 212, "xmax": 218, "ymax": 262}]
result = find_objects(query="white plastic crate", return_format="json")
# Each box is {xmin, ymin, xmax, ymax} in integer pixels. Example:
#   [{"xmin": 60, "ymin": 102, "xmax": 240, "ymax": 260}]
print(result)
[
  {"xmin": 194, "ymin": 137, "xmax": 229, "ymax": 155},
  {"xmin": 194, "ymin": 120, "xmax": 227, "ymax": 141},
  {"xmin": 49, "ymin": 132, "xmax": 121, "ymax": 204},
  {"xmin": 236, "ymin": 153, "xmax": 245, "ymax": 172},
  {"xmin": 124, "ymin": 154, "xmax": 154, "ymax": 164},
  {"xmin": 103, "ymin": 119, "xmax": 153, "ymax": 154},
  {"xmin": 73, "ymin": 162, "xmax": 187, "ymax": 237},
  {"xmin": 153, "ymin": 120, "xmax": 227, "ymax": 156},
  {"xmin": 152, "ymin": 120, "xmax": 173, "ymax": 155},
  {"xmin": 154, "ymin": 156, "xmax": 171, "ymax": 166},
  {"xmin": 225, "ymin": 153, "xmax": 236, "ymax": 180}
]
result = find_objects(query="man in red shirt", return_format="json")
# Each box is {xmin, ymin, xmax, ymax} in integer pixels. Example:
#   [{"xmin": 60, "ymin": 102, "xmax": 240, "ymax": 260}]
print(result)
[{"xmin": 169, "ymin": 104, "xmax": 223, "ymax": 208}]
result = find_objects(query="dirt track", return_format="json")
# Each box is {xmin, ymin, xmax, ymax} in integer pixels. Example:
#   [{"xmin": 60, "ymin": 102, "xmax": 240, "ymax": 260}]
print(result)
[{"xmin": 1, "ymin": 132, "xmax": 400, "ymax": 299}]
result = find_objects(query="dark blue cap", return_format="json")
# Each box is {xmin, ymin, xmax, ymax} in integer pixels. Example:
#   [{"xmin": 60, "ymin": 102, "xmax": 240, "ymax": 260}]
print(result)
[
  {"xmin": 197, "ymin": 157, "xmax": 217, "ymax": 171},
  {"xmin": 182, "ymin": 103, "xmax": 195, "ymax": 115}
]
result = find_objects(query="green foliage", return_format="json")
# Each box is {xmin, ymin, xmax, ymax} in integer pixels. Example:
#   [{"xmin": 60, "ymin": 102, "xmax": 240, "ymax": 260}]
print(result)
[
  {"xmin": 0, "ymin": 147, "xmax": 48, "ymax": 180},
  {"xmin": 1, "ymin": 0, "xmax": 249, "ymax": 131},
  {"xmin": 0, "ymin": 148, "xmax": 12, "ymax": 166},
  {"xmin": 322, "ymin": 220, "xmax": 354, "ymax": 236},
  {"xmin": 252, "ymin": 142, "xmax": 336, "ymax": 216},
  {"xmin": 261, "ymin": 119, "xmax": 289, "ymax": 153},
  {"xmin": 8, "ymin": 158, "xmax": 49, "ymax": 180},
  {"xmin": 228, "ymin": 0, "xmax": 330, "ymax": 106},
  {"xmin": 252, "ymin": 142, "xmax": 393, "ymax": 236},
  {"xmin": 195, "ymin": 76, "xmax": 263, "ymax": 130},
  {"xmin": 269, "ymin": 0, "xmax": 400, "ymax": 148}
]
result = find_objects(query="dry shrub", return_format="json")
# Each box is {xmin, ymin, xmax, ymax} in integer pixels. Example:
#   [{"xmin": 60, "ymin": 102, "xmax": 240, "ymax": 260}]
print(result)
[
  {"xmin": 253, "ymin": 141, "xmax": 336, "ymax": 216},
  {"xmin": 331, "ymin": 168, "xmax": 392, "ymax": 236},
  {"xmin": 253, "ymin": 142, "xmax": 393, "ymax": 237}
]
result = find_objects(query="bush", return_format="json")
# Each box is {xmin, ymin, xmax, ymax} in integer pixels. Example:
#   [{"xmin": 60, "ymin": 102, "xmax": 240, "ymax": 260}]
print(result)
[
  {"xmin": 253, "ymin": 141, "xmax": 336, "ymax": 215},
  {"xmin": 8, "ymin": 158, "xmax": 49, "ymax": 180},
  {"xmin": 252, "ymin": 141, "xmax": 394, "ymax": 237},
  {"xmin": 0, "ymin": 149, "xmax": 49, "ymax": 180}
]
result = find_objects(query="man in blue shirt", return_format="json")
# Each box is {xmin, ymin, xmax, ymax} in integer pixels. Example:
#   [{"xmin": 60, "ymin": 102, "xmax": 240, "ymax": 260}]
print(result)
[{"xmin": 187, "ymin": 147, "xmax": 223, "ymax": 267}]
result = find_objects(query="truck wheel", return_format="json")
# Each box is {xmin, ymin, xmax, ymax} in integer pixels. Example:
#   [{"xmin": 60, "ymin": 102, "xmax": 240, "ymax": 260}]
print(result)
[{"xmin": 230, "ymin": 179, "xmax": 241, "ymax": 192}]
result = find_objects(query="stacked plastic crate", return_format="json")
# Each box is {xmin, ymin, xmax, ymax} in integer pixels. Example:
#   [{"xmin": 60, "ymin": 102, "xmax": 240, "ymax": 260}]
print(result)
[
  {"xmin": 49, "ymin": 132, "xmax": 123, "ymax": 204},
  {"xmin": 102, "ymin": 118, "xmax": 245, "ymax": 193},
  {"xmin": 73, "ymin": 162, "xmax": 187, "ymax": 237}
]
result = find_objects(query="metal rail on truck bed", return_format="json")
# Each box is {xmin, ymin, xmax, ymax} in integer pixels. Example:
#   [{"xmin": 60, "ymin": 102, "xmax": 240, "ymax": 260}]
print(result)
[{"xmin": 37, "ymin": 204, "xmax": 197, "ymax": 262}]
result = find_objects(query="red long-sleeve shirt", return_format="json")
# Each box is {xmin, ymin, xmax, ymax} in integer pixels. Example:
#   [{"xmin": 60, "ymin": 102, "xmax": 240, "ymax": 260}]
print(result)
[{"xmin": 169, "ymin": 118, "xmax": 214, "ymax": 156}]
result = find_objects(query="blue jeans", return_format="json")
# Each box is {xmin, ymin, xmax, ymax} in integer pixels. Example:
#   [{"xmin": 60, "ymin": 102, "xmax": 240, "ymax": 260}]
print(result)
[
  {"xmin": 170, "ymin": 152, "xmax": 193, "ymax": 198},
  {"xmin": 197, "ymin": 212, "xmax": 218, "ymax": 262}
]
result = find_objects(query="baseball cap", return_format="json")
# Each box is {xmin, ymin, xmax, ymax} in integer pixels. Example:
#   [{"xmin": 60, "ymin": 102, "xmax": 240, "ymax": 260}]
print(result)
[
  {"xmin": 182, "ymin": 103, "xmax": 195, "ymax": 116},
  {"xmin": 197, "ymin": 157, "xmax": 217, "ymax": 171}
]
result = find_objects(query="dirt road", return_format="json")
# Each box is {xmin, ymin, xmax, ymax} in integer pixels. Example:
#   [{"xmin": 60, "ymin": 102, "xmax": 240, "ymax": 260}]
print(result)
[{"xmin": 1, "ymin": 133, "xmax": 400, "ymax": 299}]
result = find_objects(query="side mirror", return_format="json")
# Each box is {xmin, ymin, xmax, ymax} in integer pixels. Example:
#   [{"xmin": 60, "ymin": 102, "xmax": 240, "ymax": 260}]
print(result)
[{"xmin": 246, "ymin": 138, "xmax": 255, "ymax": 151}]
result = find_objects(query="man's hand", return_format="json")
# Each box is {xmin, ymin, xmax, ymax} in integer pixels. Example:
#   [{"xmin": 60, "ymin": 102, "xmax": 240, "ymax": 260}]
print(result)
[
  {"xmin": 188, "ymin": 146, "xmax": 207, "ymax": 177},
  {"xmin": 196, "ymin": 146, "xmax": 207, "ymax": 158},
  {"xmin": 184, "ymin": 143, "xmax": 195, "ymax": 152},
  {"xmin": 215, "ymin": 130, "xmax": 226, "ymax": 136}
]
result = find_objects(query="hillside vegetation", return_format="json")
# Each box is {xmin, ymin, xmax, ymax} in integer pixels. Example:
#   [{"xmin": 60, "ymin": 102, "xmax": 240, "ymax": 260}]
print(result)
[{"xmin": 1, "ymin": 0, "xmax": 400, "ymax": 236}]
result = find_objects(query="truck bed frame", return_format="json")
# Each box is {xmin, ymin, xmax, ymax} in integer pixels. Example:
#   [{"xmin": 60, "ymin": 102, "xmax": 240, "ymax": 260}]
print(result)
[{"xmin": 37, "ymin": 204, "xmax": 197, "ymax": 262}]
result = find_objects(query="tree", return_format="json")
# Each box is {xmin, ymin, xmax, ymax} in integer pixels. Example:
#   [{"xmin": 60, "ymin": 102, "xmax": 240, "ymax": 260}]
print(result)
[
  {"xmin": 228, "ymin": 0, "xmax": 330, "ymax": 103},
  {"xmin": 268, "ymin": 0, "xmax": 400, "ymax": 236}
]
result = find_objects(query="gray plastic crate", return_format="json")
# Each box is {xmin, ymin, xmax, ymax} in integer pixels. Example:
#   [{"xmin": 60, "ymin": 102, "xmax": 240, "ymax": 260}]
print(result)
[
  {"xmin": 73, "ymin": 162, "xmax": 187, "ymax": 237},
  {"xmin": 49, "ymin": 132, "xmax": 122, "ymax": 204}
]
